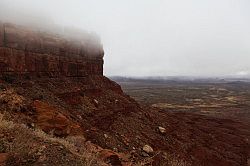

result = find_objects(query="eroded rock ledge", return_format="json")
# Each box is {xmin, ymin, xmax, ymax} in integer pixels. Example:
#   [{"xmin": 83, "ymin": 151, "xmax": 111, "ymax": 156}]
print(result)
[{"xmin": 0, "ymin": 22, "xmax": 104, "ymax": 78}]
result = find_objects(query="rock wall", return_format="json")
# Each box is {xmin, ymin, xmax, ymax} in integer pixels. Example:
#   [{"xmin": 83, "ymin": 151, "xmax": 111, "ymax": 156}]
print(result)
[{"xmin": 0, "ymin": 22, "xmax": 104, "ymax": 78}]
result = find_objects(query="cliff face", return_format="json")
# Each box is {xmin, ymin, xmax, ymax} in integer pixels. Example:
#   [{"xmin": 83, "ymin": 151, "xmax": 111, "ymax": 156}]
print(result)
[
  {"xmin": 0, "ymin": 23, "xmax": 141, "ymax": 165},
  {"xmin": 0, "ymin": 23, "xmax": 104, "ymax": 77}
]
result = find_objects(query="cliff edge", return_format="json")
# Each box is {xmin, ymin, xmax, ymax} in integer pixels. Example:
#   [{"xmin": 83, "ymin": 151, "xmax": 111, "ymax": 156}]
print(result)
[{"xmin": 0, "ymin": 22, "xmax": 103, "ymax": 78}]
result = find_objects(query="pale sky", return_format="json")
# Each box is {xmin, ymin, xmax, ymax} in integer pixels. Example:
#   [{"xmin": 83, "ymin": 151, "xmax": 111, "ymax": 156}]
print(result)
[{"xmin": 0, "ymin": 0, "xmax": 250, "ymax": 77}]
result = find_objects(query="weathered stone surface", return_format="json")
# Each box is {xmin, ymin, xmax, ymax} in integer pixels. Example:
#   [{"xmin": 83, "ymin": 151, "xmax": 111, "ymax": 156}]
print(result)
[
  {"xmin": 158, "ymin": 126, "xmax": 166, "ymax": 134},
  {"xmin": 0, "ymin": 22, "xmax": 3, "ymax": 47},
  {"xmin": 142, "ymin": 145, "xmax": 154, "ymax": 154},
  {"xmin": 0, "ymin": 47, "xmax": 25, "ymax": 72},
  {"xmin": 0, "ymin": 23, "xmax": 104, "ymax": 78},
  {"xmin": 33, "ymin": 100, "xmax": 83, "ymax": 137},
  {"xmin": 0, "ymin": 47, "xmax": 7, "ymax": 72},
  {"xmin": 4, "ymin": 23, "xmax": 27, "ymax": 50},
  {"xmin": 24, "ymin": 52, "xmax": 36, "ymax": 72}
]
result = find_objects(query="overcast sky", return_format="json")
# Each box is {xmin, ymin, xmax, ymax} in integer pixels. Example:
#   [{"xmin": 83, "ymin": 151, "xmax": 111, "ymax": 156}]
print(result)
[{"xmin": 0, "ymin": 0, "xmax": 250, "ymax": 77}]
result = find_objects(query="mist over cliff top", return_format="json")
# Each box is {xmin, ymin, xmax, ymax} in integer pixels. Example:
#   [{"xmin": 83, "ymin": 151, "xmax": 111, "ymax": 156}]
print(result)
[
  {"xmin": 0, "ymin": 0, "xmax": 250, "ymax": 77},
  {"xmin": 0, "ymin": 1, "xmax": 102, "ymax": 50}
]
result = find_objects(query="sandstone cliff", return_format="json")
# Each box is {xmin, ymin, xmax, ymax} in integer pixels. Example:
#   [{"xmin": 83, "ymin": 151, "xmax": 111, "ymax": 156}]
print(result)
[{"xmin": 0, "ymin": 22, "xmax": 103, "ymax": 78}]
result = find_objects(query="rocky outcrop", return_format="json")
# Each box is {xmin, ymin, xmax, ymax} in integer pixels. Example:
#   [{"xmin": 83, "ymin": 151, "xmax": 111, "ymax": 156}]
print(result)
[
  {"xmin": 0, "ymin": 22, "xmax": 104, "ymax": 78},
  {"xmin": 33, "ymin": 100, "xmax": 83, "ymax": 137}
]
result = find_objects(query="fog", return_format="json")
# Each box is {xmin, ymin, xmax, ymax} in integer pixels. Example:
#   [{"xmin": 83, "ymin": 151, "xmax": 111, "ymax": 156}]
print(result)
[{"xmin": 0, "ymin": 0, "xmax": 250, "ymax": 77}]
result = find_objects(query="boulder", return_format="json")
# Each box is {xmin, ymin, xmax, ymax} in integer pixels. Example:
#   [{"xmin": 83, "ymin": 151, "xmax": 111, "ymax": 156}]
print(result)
[
  {"xmin": 93, "ymin": 99, "xmax": 99, "ymax": 106},
  {"xmin": 0, "ymin": 153, "xmax": 8, "ymax": 166},
  {"xmin": 142, "ymin": 145, "xmax": 154, "ymax": 154},
  {"xmin": 158, "ymin": 126, "xmax": 166, "ymax": 134},
  {"xmin": 33, "ymin": 100, "xmax": 82, "ymax": 137},
  {"xmin": 99, "ymin": 149, "xmax": 122, "ymax": 166},
  {"xmin": 141, "ymin": 151, "xmax": 149, "ymax": 157},
  {"xmin": 85, "ymin": 142, "xmax": 131, "ymax": 166}
]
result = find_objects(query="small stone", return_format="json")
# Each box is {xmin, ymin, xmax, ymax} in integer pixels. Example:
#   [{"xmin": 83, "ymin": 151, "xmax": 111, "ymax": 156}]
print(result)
[
  {"xmin": 38, "ymin": 155, "xmax": 46, "ymax": 162},
  {"xmin": 141, "ymin": 151, "xmax": 149, "ymax": 157},
  {"xmin": 77, "ymin": 115, "xmax": 82, "ymax": 119},
  {"xmin": 104, "ymin": 134, "xmax": 108, "ymax": 138},
  {"xmin": 113, "ymin": 147, "xmax": 118, "ymax": 152},
  {"xmin": 93, "ymin": 99, "xmax": 98, "ymax": 105},
  {"xmin": 31, "ymin": 123, "xmax": 35, "ymax": 128},
  {"xmin": 158, "ymin": 126, "xmax": 166, "ymax": 134},
  {"xmin": 131, "ymin": 150, "xmax": 136, "ymax": 154},
  {"xmin": 36, "ymin": 152, "xmax": 42, "ymax": 156},
  {"xmin": 142, "ymin": 145, "xmax": 154, "ymax": 154}
]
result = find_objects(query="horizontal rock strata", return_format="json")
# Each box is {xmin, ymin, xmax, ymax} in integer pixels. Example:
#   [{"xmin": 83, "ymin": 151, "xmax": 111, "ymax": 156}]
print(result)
[{"xmin": 0, "ymin": 22, "xmax": 104, "ymax": 78}]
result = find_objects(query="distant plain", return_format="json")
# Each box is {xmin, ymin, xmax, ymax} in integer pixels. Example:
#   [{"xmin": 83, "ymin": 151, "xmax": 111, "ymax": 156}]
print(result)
[{"xmin": 113, "ymin": 77, "xmax": 250, "ymax": 124}]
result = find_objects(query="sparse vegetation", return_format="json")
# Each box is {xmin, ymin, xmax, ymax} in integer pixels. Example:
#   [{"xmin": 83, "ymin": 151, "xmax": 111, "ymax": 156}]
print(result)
[
  {"xmin": 0, "ymin": 89, "xmax": 25, "ymax": 112},
  {"xmin": 0, "ymin": 113, "xmax": 105, "ymax": 166},
  {"xmin": 134, "ymin": 151, "xmax": 189, "ymax": 166}
]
